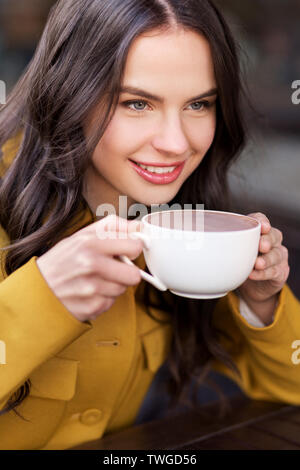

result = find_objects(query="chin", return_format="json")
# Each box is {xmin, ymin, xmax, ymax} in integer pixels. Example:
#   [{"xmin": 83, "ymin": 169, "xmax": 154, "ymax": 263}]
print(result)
[
  {"xmin": 129, "ymin": 187, "xmax": 179, "ymax": 210},
  {"xmin": 138, "ymin": 197, "xmax": 176, "ymax": 209}
]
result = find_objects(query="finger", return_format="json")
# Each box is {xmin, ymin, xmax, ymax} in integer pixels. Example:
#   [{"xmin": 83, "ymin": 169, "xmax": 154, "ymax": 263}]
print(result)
[
  {"xmin": 70, "ymin": 276, "xmax": 129, "ymax": 299},
  {"xmin": 95, "ymin": 255, "xmax": 142, "ymax": 286},
  {"xmin": 100, "ymin": 215, "xmax": 141, "ymax": 234},
  {"xmin": 89, "ymin": 298, "xmax": 116, "ymax": 319},
  {"xmin": 60, "ymin": 295, "xmax": 116, "ymax": 321},
  {"xmin": 255, "ymin": 246, "xmax": 288, "ymax": 270},
  {"xmin": 97, "ymin": 237, "xmax": 144, "ymax": 258},
  {"xmin": 259, "ymin": 228, "xmax": 283, "ymax": 253},
  {"xmin": 89, "ymin": 277, "xmax": 129, "ymax": 298},
  {"xmin": 80, "ymin": 214, "xmax": 141, "ymax": 236},
  {"xmin": 272, "ymin": 228, "xmax": 283, "ymax": 247},
  {"xmin": 249, "ymin": 260, "xmax": 289, "ymax": 282},
  {"xmin": 77, "ymin": 236, "xmax": 144, "ymax": 260},
  {"xmin": 56, "ymin": 275, "xmax": 128, "ymax": 299},
  {"xmin": 247, "ymin": 212, "xmax": 271, "ymax": 234}
]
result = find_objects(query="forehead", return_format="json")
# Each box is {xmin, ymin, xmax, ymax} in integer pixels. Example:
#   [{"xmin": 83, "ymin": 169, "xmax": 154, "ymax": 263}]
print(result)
[{"xmin": 122, "ymin": 28, "xmax": 216, "ymax": 93}]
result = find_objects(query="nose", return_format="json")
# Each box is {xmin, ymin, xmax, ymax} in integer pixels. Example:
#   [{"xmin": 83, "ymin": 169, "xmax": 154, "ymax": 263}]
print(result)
[{"xmin": 151, "ymin": 113, "xmax": 190, "ymax": 156}]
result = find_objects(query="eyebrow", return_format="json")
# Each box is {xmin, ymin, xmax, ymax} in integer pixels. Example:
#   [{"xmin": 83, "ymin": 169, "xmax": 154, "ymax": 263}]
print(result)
[{"xmin": 119, "ymin": 86, "xmax": 218, "ymax": 103}]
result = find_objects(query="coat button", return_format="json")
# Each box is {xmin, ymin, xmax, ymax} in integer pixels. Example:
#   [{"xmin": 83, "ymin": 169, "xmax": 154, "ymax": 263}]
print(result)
[{"xmin": 79, "ymin": 409, "xmax": 103, "ymax": 425}]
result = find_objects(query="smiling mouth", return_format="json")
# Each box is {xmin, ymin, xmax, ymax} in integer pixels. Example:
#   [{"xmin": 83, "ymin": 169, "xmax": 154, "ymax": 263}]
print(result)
[
  {"xmin": 129, "ymin": 159, "xmax": 185, "ymax": 174},
  {"xmin": 128, "ymin": 159, "xmax": 186, "ymax": 184}
]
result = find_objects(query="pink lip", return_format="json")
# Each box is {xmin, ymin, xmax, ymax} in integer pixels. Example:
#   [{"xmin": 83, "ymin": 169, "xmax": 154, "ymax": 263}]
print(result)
[{"xmin": 129, "ymin": 159, "xmax": 185, "ymax": 184}]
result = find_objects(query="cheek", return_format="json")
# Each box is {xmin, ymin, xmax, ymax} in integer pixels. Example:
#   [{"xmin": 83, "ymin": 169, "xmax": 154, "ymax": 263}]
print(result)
[
  {"xmin": 185, "ymin": 116, "xmax": 216, "ymax": 172},
  {"xmin": 97, "ymin": 114, "xmax": 145, "ymax": 156},
  {"xmin": 195, "ymin": 116, "xmax": 216, "ymax": 152}
]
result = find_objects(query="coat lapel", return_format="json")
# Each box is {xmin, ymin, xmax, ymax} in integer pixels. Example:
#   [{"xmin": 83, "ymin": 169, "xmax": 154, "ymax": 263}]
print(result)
[{"xmin": 56, "ymin": 203, "xmax": 139, "ymax": 426}]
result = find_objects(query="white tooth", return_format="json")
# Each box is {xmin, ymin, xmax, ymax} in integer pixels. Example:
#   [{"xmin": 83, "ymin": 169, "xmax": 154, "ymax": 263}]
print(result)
[
  {"xmin": 155, "ymin": 167, "xmax": 173, "ymax": 174},
  {"xmin": 136, "ymin": 163, "xmax": 176, "ymax": 174},
  {"xmin": 150, "ymin": 168, "xmax": 166, "ymax": 174},
  {"xmin": 157, "ymin": 166, "xmax": 176, "ymax": 173}
]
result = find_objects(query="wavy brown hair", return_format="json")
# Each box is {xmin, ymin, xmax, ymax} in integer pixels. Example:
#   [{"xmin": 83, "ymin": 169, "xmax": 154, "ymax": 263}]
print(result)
[{"xmin": 0, "ymin": 0, "xmax": 246, "ymax": 419}]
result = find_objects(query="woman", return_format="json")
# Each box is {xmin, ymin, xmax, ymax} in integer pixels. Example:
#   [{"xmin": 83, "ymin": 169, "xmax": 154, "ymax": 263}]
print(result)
[{"xmin": 0, "ymin": 0, "xmax": 298, "ymax": 450}]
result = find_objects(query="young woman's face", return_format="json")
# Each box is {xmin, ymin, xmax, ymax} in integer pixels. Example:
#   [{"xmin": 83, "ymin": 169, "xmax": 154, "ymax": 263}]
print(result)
[{"xmin": 84, "ymin": 28, "xmax": 217, "ymax": 214}]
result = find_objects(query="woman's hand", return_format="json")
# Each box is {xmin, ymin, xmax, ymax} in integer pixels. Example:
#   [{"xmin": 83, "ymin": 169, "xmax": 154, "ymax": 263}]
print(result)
[
  {"xmin": 36, "ymin": 215, "xmax": 143, "ymax": 322},
  {"xmin": 237, "ymin": 212, "xmax": 290, "ymax": 325}
]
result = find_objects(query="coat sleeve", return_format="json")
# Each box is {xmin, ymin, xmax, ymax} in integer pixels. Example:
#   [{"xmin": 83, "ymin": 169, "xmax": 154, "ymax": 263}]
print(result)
[
  {"xmin": 0, "ymin": 227, "xmax": 92, "ymax": 410},
  {"xmin": 211, "ymin": 284, "xmax": 300, "ymax": 405}
]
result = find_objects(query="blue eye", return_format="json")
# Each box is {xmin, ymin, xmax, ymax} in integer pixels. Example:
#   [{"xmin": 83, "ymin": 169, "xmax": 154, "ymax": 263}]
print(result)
[
  {"xmin": 189, "ymin": 101, "xmax": 210, "ymax": 111},
  {"xmin": 123, "ymin": 100, "xmax": 148, "ymax": 112},
  {"xmin": 121, "ymin": 99, "xmax": 213, "ymax": 113}
]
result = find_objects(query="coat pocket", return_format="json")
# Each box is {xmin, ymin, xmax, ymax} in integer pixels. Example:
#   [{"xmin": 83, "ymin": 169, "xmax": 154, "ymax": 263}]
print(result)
[{"xmin": 29, "ymin": 356, "xmax": 79, "ymax": 401}]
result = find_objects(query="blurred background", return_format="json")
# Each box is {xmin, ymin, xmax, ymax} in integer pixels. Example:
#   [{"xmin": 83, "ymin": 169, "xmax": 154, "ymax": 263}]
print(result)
[{"xmin": 0, "ymin": 0, "xmax": 299, "ymax": 298}]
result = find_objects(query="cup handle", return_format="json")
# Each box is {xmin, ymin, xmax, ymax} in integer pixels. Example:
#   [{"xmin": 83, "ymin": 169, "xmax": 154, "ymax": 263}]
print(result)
[{"xmin": 118, "ymin": 232, "xmax": 168, "ymax": 291}]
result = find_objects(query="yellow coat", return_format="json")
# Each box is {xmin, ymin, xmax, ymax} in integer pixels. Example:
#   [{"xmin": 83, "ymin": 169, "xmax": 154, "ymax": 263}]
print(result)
[{"xmin": 0, "ymin": 138, "xmax": 300, "ymax": 450}]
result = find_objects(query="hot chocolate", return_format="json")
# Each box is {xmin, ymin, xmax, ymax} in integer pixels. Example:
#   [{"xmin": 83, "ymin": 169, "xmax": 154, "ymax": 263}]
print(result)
[{"xmin": 146, "ymin": 210, "xmax": 258, "ymax": 232}]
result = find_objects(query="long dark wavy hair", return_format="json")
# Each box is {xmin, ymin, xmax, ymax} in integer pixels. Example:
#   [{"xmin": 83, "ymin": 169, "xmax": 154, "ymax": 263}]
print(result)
[{"xmin": 0, "ymin": 0, "xmax": 247, "ymax": 419}]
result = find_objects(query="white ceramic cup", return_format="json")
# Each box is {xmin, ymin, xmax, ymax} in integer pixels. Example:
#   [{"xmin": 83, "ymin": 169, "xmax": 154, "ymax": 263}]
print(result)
[{"xmin": 119, "ymin": 209, "xmax": 261, "ymax": 299}]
